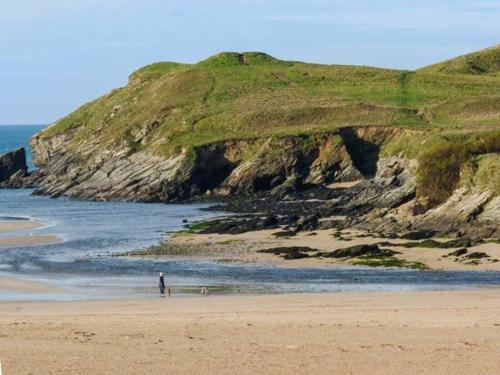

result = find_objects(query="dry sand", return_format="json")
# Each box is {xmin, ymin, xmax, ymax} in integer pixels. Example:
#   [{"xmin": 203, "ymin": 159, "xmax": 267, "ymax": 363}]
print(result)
[
  {"xmin": 169, "ymin": 229, "xmax": 500, "ymax": 271},
  {"xmin": 0, "ymin": 290, "xmax": 500, "ymax": 374}
]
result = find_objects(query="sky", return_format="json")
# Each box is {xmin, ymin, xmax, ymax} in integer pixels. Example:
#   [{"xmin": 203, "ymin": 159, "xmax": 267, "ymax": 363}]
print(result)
[{"xmin": 0, "ymin": 0, "xmax": 499, "ymax": 125}]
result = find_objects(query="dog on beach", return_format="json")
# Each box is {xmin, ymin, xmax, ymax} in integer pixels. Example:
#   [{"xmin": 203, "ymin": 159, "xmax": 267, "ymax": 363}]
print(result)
[{"xmin": 200, "ymin": 287, "xmax": 209, "ymax": 296}]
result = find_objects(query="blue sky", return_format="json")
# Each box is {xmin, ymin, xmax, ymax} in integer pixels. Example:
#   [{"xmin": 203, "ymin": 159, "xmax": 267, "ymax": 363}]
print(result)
[{"xmin": 1, "ymin": 0, "xmax": 499, "ymax": 124}]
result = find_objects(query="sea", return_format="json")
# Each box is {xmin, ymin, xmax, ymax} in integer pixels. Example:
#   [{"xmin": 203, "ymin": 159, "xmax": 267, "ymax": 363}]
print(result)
[
  {"xmin": 1, "ymin": 124, "xmax": 500, "ymax": 301},
  {"xmin": 0, "ymin": 124, "xmax": 44, "ymax": 170}
]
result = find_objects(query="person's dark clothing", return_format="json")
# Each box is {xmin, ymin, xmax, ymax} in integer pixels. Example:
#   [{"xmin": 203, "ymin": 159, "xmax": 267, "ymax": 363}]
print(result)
[{"xmin": 159, "ymin": 275, "xmax": 165, "ymax": 294}]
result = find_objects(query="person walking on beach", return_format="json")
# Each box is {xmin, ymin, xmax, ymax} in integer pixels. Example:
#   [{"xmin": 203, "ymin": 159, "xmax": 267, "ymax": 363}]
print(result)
[{"xmin": 159, "ymin": 272, "xmax": 165, "ymax": 295}]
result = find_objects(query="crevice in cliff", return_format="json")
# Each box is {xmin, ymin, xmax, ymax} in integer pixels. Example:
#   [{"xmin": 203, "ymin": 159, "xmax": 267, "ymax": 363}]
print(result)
[
  {"xmin": 338, "ymin": 128, "xmax": 380, "ymax": 177},
  {"xmin": 190, "ymin": 146, "xmax": 237, "ymax": 192}
]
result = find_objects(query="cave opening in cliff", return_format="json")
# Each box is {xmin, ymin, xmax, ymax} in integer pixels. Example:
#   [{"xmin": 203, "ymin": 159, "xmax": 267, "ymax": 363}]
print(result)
[
  {"xmin": 338, "ymin": 128, "xmax": 380, "ymax": 177},
  {"xmin": 192, "ymin": 146, "xmax": 237, "ymax": 192}
]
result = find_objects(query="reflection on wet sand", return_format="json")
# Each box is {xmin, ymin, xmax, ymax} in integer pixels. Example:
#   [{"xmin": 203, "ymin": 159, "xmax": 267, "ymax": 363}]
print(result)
[
  {"xmin": 0, "ymin": 275, "xmax": 60, "ymax": 293},
  {"xmin": 0, "ymin": 217, "xmax": 61, "ymax": 248}
]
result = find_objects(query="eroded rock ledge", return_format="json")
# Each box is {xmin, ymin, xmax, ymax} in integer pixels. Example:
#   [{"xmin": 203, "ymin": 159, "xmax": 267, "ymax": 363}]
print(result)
[
  {"xmin": 29, "ymin": 126, "xmax": 403, "ymax": 201},
  {"xmin": 24, "ymin": 125, "xmax": 499, "ymax": 238}
]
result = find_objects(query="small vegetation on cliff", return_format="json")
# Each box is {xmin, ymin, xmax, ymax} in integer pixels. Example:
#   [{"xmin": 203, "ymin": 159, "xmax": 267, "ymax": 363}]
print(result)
[{"xmin": 416, "ymin": 132, "xmax": 500, "ymax": 206}]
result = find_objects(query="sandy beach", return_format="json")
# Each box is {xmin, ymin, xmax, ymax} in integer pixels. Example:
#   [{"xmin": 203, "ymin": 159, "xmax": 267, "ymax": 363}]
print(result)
[
  {"xmin": 0, "ymin": 290, "xmax": 499, "ymax": 374},
  {"xmin": 0, "ymin": 218, "xmax": 61, "ymax": 248},
  {"xmin": 164, "ymin": 229, "xmax": 500, "ymax": 271}
]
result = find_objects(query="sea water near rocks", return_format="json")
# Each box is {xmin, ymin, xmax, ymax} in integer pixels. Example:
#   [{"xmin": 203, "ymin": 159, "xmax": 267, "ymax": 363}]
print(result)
[
  {"xmin": 1, "ymin": 125, "xmax": 500, "ymax": 301},
  {"xmin": 0, "ymin": 124, "xmax": 45, "ymax": 170}
]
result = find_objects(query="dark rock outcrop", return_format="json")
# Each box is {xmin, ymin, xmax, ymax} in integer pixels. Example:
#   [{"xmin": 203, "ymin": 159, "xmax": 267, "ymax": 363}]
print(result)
[
  {"xmin": 31, "ymin": 127, "xmax": 400, "ymax": 202},
  {"xmin": 259, "ymin": 246, "xmax": 318, "ymax": 260},
  {"xmin": 0, "ymin": 148, "xmax": 28, "ymax": 187},
  {"xmin": 316, "ymin": 244, "xmax": 398, "ymax": 259},
  {"xmin": 346, "ymin": 157, "xmax": 417, "ymax": 213}
]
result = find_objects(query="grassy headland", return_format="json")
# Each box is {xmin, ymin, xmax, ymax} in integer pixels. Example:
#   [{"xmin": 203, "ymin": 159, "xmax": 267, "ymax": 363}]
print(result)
[{"xmin": 37, "ymin": 46, "xmax": 500, "ymax": 206}]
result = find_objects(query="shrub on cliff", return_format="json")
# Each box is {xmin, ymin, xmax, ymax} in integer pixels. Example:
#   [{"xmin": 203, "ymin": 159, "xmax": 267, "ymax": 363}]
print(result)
[{"xmin": 416, "ymin": 132, "xmax": 500, "ymax": 207}]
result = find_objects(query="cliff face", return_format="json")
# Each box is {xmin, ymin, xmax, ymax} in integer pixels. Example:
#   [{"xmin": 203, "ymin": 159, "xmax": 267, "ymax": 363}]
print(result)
[
  {"xmin": 355, "ymin": 156, "xmax": 500, "ymax": 238},
  {"xmin": 31, "ymin": 126, "xmax": 403, "ymax": 201},
  {"xmin": 0, "ymin": 148, "xmax": 28, "ymax": 187}
]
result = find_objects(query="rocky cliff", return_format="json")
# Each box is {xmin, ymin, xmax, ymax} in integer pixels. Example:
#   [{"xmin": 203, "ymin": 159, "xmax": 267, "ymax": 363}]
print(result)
[
  {"xmin": 0, "ymin": 148, "xmax": 28, "ymax": 188},
  {"xmin": 31, "ymin": 126, "xmax": 400, "ymax": 201},
  {"xmin": 352, "ymin": 154, "xmax": 500, "ymax": 238}
]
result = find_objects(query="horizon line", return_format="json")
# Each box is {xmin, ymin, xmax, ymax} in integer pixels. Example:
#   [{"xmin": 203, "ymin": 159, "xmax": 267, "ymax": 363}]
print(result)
[{"xmin": 0, "ymin": 124, "xmax": 48, "ymax": 126}]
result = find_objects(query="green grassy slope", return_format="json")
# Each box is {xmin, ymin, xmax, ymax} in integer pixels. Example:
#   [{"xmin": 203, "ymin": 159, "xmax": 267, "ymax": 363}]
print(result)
[
  {"xmin": 418, "ymin": 45, "xmax": 500, "ymax": 76},
  {"xmin": 43, "ymin": 49, "xmax": 500, "ymax": 158}
]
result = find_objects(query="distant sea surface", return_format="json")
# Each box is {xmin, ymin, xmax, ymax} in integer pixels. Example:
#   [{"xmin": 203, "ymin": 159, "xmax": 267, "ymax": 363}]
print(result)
[
  {"xmin": 1, "ymin": 124, "xmax": 500, "ymax": 301},
  {"xmin": 0, "ymin": 124, "xmax": 46, "ymax": 170}
]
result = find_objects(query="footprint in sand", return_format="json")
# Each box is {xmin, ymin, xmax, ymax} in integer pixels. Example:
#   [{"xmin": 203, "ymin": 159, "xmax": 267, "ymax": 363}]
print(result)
[
  {"xmin": 73, "ymin": 331, "xmax": 96, "ymax": 342},
  {"xmin": 459, "ymin": 341, "xmax": 479, "ymax": 348},
  {"xmin": 381, "ymin": 343, "xmax": 404, "ymax": 351}
]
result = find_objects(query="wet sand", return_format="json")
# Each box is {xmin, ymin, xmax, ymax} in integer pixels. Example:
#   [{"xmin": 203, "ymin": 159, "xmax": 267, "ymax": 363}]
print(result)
[
  {"xmin": 0, "ymin": 234, "xmax": 61, "ymax": 248},
  {"xmin": 0, "ymin": 276, "xmax": 60, "ymax": 293},
  {"xmin": 0, "ymin": 290, "xmax": 499, "ymax": 374},
  {"xmin": 168, "ymin": 229, "xmax": 500, "ymax": 271},
  {"xmin": 0, "ymin": 218, "xmax": 43, "ymax": 233},
  {"xmin": 0, "ymin": 217, "xmax": 61, "ymax": 248}
]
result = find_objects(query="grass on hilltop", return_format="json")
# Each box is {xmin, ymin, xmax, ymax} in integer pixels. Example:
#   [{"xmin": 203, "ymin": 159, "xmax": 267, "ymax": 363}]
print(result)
[{"xmin": 419, "ymin": 45, "xmax": 500, "ymax": 76}]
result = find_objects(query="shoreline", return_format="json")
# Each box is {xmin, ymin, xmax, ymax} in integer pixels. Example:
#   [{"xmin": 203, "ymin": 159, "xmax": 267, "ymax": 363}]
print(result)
[
  {"xmin": 0, "ymin": 217, "xmax": 44, "ymax": 233},
  {"xmin": 1, "ymin": 290, "xmax": 499, "ymax": 374},
  {"xmin": 0, "ymin": 275, "xmax": 61, "ymax": 294},
  {"xmin": 2, "ymin": 267, "xmax": 499, "ymax": 304},
  {"xmin": 2, "ymin": 287, "xmax": 500, "ymax": 308},
  {"xmin": 0, "ymin": 216, "xmax": 62, "ymax": 248}
]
